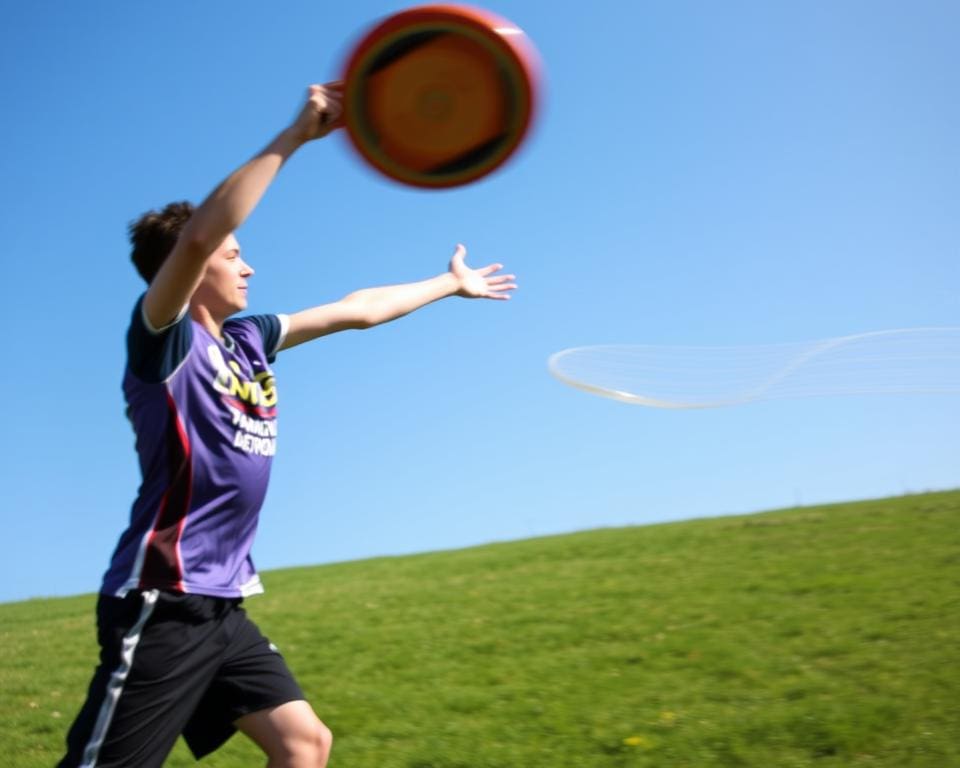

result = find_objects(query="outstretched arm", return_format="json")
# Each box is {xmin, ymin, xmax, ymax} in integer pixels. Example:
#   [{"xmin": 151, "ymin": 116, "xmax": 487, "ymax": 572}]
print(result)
[
  {"xmin": 143, "ymin": 83, "xmax": 344, "ymax": 329},
  {"xmin": 279, "ymin": 245, "xmax": 517, "ymax": 351}
]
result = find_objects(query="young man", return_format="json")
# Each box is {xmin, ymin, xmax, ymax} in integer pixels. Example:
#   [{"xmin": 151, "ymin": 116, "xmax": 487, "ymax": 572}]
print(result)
[{"xmin": 59, "ymin": 83, "xmax": 516, "ymax": 767}]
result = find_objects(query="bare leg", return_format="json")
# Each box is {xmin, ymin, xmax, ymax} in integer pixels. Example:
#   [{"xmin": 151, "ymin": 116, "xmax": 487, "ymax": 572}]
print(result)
[{"xmin": 235, "ymin": 700, "xmax": 333, "ymax": 768}]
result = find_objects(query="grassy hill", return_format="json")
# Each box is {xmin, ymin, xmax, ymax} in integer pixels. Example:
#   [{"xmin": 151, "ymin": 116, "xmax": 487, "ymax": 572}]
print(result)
[{"xmin": 2, "ymin": 491, "xmax": 958, "ymax": 767}]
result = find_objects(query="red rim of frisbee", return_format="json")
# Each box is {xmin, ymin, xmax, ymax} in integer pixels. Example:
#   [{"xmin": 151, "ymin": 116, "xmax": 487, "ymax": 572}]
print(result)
[{"xmin": 343, "ymin": 5, "xmax": 540, "ymax": 189}]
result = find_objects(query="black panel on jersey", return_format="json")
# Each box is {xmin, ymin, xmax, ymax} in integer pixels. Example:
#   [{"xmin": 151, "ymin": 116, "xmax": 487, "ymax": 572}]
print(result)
[
  {"xmin": 127, "ymin": 295, "xmax": 194, "ymax": 383},
  {"xmin": 244, "ymin": 314, "xmax": 282, "ymax": 363}
]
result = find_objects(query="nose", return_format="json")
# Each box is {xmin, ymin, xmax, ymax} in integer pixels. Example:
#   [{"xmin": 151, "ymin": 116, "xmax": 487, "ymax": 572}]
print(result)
[{"xmin": 241, "ymin": 259, "xmax": 254, "ymax": 277}]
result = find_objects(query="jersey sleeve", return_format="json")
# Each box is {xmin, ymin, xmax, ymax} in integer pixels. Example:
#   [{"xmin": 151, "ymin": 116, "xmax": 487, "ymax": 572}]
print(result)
[
  {"xmin": 243, "ymin": 314, "xmax": 289, "ymax": 363},
  {"xmin": 126, "ymin": 294, "xmax": 194, "ymax": 383}
]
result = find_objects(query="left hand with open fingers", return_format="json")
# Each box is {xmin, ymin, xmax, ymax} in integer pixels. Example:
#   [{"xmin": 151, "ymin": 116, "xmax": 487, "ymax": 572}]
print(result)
[{"xmin": 449, "ymin": 244, "xmax": 518, "ymax": 300}]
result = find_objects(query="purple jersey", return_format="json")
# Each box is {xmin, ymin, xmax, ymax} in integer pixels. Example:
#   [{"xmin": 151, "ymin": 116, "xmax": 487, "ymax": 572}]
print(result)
[{"xmin": 102, "ymin": 298, "xmax": 288, "ymax": 599}]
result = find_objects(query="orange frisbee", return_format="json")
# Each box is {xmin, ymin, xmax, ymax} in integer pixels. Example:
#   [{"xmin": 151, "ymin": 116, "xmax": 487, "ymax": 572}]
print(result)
[{"xmin": 343, "ymin": 4, "xmax": 541, "ymax": 188}]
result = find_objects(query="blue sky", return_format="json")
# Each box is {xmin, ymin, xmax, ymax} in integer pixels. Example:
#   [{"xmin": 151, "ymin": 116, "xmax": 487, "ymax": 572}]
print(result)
[{"xmin": 2, "ymin": 1, "xmax": 957, "ymax": 604}]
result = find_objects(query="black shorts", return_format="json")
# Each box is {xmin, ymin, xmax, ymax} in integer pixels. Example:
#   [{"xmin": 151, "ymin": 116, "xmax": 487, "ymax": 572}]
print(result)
[{"xmin": 58, "ymin": 589, "xmax": 305, "ymax": 767}]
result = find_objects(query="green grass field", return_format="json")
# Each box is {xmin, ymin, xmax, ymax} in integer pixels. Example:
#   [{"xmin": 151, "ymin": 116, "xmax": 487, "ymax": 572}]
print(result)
[{"xmin": 3, "ymin": 491, "xmax": 958, "ymax": 767}]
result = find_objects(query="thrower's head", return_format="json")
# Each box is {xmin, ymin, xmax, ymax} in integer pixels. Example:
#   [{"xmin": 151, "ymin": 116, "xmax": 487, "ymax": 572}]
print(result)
[{"xmin": 129, "ymin": 203, "xmax": 253, "ymax": 321}]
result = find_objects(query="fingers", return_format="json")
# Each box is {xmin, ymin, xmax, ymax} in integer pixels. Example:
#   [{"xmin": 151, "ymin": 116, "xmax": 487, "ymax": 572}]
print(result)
[
  {"xmin": 302, "ymin": 83, "xmax": 344, "ymax": 137},
  {"xmin": 481, "ymin": 276, "xmax": 518, "ymax": 300},
  {"xmin": 309, "ymin": 81, "xmax": 344, "ymax": 95},
  {"xmin": 315, "ymin": 90, "xmax": 343, "ymax": 126},
  {"xmin": 448, "ymin": 244, "xmax": 517, "ymax": 299},
  {"xmin": 477, "ymin": 262, "xmax": 506, "ymax": 277}
]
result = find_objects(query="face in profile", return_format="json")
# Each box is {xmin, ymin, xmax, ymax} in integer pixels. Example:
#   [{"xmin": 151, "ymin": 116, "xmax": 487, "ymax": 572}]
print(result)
[{"xmin": 192, "ymin": 234, "xmax": 255, "ymax": 318}]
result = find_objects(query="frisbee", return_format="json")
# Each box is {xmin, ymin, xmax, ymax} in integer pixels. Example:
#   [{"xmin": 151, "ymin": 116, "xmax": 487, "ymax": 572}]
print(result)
[
  {"xmin": 342, "ymin": 4, "xmax": 541, "ymax": 188},
  {"xmin": 548, "ymin": 328, "xmax": 960, "ymax": 409}
]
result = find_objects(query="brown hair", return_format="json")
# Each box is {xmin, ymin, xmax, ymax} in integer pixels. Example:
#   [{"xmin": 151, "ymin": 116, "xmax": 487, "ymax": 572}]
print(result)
[{"xmin": 128, "ymin": 201, "xmax": 195, "ymax": 283}]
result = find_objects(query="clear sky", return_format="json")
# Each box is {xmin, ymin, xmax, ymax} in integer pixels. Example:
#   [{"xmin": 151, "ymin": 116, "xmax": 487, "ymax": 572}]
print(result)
[{"xmin": 2, "ymin": 1, "xmax": 957, "ymax": 604}]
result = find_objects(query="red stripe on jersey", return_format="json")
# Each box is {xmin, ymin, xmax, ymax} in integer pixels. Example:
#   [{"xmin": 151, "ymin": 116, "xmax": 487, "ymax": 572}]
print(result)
[
  {"xmin": 223, "ymin": 396, "xmax": 277, "ymax": 420},
  {"xmin": 139, "ymin": 391, "xmax": 192, "ymax": 591}
]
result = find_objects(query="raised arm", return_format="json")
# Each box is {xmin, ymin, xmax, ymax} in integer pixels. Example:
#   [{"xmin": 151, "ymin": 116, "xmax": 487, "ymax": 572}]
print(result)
[
  {"xmin": 279, "ymin": 245, "xmax": 517, "ymax": 350},
  {"xmin": 143, "ymin": 83, "xmax": 344, "ymax": 329}
]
